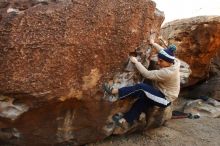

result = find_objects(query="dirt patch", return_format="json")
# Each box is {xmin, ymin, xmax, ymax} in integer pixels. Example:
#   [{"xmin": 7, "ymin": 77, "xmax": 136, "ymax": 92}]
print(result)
[{"xmin": 88, "ymin": 117, "xmax": 220, "ymax": 146}]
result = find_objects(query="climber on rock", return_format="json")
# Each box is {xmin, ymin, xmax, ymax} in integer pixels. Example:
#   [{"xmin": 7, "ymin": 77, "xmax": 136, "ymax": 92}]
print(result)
[{"xmin": 103, "ymin": 35, "xmax": 181, "ymax": 131}]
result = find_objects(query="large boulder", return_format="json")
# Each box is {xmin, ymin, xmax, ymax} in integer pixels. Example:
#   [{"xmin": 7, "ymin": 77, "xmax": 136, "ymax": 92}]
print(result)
[
  {"xmin": 161, "ymin": 16, "xmax": 220, "ymax": 86},
  {"xmin": 185, "ymin": 52, "xmax": 220, "ymax": 100},
  {"xmin": 185, "ymin": 76, "xmax": 220, "ymax": 101},
  {"xmin": 0, "ymin": 0, "xmax": 166, "ymax": 145},
  {"xmin": 210, "ymin": 46, "xmax": 220, "ymax": 77}
]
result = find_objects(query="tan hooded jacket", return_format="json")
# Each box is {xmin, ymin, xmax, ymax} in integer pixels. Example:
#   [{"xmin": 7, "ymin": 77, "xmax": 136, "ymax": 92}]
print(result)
[{"xmin": 134, "ymin": 59, "xmax": 180, "ymax": 102}]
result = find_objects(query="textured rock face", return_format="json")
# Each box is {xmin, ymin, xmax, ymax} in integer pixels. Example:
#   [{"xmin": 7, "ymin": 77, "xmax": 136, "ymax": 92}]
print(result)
[
  {"xmin": 186, "ymin": 76, "xmax": 220, "ymax": 101},
  {"xmin": 183, "ymin": 99, "xmax": 220, "ymax": 118},
  {"xmin": 0, "ymin": 0, "xmax": 165, "ymax": 145},
  {"xmin": 210, "ymin": 48, "xmax": 220, "ymax": 76},
  {"xmin": 161, "ymin": 16, "xmax": 220, "ymax": 86},
  {"xmin": 186, "ymin": 51, "xmax": 220, "ymax": 101},
  {"xmin": 0, "ymin": 0, "xmax": 164, "ymax": 99}
]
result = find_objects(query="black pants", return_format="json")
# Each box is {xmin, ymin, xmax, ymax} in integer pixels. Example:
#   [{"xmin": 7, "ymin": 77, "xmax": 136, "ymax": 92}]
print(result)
[{"xmin": 118, "ymin": 83, "xmax": 171, "ymax": 124}]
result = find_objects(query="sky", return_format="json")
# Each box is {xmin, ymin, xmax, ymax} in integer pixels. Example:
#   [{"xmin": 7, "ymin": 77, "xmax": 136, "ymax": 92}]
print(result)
[{"xmin": 153, "ymin": 0, "xmax": 220, "ymax": 24}]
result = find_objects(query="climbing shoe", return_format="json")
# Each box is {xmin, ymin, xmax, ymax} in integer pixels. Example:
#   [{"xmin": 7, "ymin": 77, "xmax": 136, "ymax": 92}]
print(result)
[
  {"xmin": 102, "ymin": 82, "xmax": 119, "ymax": 102},
  {"xmin": 112, "ymin": 113, "xmax": 124, "ymax": 124},
  {"xmin": 102, "ymin": 83, "xmax": 114, "ymax": 95},
  {"xmin": 112, "ymin": 113, "xmax": 130, "ymax": 134}
]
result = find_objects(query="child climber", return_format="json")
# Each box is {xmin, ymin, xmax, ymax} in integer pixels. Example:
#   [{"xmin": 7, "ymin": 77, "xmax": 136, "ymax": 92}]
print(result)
[{"xmin": 103, "ymin": 37, "xmax": 181, "ymax": 129}]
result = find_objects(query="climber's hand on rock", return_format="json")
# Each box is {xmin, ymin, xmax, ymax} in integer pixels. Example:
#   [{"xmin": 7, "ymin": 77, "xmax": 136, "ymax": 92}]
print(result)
[{"xmin": 130, "ymin": 56, "xmax": 138, "ymax": 64}]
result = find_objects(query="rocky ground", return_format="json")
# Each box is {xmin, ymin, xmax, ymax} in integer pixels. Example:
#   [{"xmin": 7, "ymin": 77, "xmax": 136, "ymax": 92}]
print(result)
[{"xmin": 88, "ymin": 116, "xmax": 220, "ymax": 146}]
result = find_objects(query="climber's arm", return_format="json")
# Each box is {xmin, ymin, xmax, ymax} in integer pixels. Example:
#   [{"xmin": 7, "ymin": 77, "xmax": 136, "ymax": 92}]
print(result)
[{"xmin": 150, "ymin": 38, "xmax": 164, "ymax": 53}]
